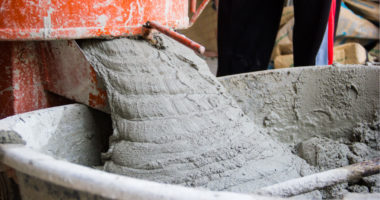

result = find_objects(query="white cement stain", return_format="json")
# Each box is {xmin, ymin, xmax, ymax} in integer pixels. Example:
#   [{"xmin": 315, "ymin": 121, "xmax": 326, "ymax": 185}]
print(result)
[
  {"xmin": 96, "ymin": 14, "xmax": 109, "ymax": 27},
  {"xmin": 164, "ymin": 0, "xmax": 169, "ymax": 25},
  {"xmin": 43, "ymin": 7, "xmax": 55, "ymax": 38},
  {"xmin": 124, "ymin": 2, "xmax": 136, "ymax": 26},
  {"xmin": 93, "ymin": 0, "xmax": 114, "ymax": 9},
  {"xmin": 136, "ymin": 0, "xmax": 144, "ymax": 25}
]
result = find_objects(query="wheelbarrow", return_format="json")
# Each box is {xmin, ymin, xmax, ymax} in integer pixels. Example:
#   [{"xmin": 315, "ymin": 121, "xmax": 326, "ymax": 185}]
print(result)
[{"xmin": 0, "ymin": 65, "xmax": 379, "ymax": 199}]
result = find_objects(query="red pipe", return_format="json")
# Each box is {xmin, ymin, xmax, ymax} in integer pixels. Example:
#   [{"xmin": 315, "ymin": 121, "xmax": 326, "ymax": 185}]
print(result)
[
  {"xmin": 328, "ymin": 0, "xmax": 336, "ymax": 65},
  {"xmin": 146, "ymin": 21, "xmax": 205, "ymax": 54},
  {"xmin": 189, "ymin": 0, "xmax": 211, "ymax": 26},
  {"xmin": 190, "ymin": 0, "xmax": 197, "ymax": 13}
]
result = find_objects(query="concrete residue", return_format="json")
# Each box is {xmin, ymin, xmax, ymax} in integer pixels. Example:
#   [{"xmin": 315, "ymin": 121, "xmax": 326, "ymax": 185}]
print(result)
[
  {"xmin": 295, "ymin": 117, "xmax": 380, "ymax": 198},
  {"xmin": 220, "ymin": 67, "xmax": 379, "ymax": 199},
  {"xmin": 219, "ymin": 66, "xmax": 379, "ymax": 148},
  {"xmin": 352, "ymin": 116, "xmax": 380, "ymax": 151},
  {"xmin": 297, "ymin": 137, "xmax": 351, "ymax": 170},
  {"xmin": 0, "ymin": 130, "xmax": 25, "ymax": 145},
  {"xmin": 78, "ymin": 35, "xmax": 320, "ymax": 198}
]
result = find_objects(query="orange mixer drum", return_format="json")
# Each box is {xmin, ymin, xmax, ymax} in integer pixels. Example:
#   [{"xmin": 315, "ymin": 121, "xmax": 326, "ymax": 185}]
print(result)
[{"xmin": 0, "ymin": 0, "xmax": 189, "ymax": 40}]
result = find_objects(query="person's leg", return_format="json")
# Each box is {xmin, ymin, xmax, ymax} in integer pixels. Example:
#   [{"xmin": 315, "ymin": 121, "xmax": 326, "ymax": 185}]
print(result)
[
  {"xmin": 293, "ymin": 0, "xmax": 332, "ymax": 66},
  {"xmin": 217, "ymin": 0, "xmax": 284, "ymax": 76}
]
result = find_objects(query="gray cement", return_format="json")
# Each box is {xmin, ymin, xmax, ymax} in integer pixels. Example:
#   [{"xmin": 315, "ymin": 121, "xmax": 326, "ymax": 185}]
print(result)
[
  {"xmin": 79, "ymin": 35, "xmax": 379, "ymax": 199},
  {"xmin": 297, "ymin": 116, "xmax": 380, "ymax": 171},
  {"xmin": 0, "ymin": 130, "xmax": 25, "ymax": 144},
  {"xmin": 219, "ymin": 64, "xmax": 380, "ymax": 199},
  {"xmin": 79, "ymin": 35, "xmax": 320, "ymax": 198}
]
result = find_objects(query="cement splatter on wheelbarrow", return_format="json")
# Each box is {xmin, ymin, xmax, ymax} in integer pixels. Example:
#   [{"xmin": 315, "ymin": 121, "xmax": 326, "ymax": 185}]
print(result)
[{"xmin": 219, "ymin": 62, "xmax": 380, "ymax": 199}]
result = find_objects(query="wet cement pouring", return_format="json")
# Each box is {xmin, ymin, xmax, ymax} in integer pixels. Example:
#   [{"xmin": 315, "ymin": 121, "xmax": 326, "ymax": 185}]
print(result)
[{"xmin": 79, "ymin": 35, "xmax": 379, "ymax": 199}]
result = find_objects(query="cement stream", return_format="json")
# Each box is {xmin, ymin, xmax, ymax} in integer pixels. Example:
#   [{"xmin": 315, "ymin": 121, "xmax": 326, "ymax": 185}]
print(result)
[{"xmin": 78, "ymin": 35, "xmax": 379, "ymax": 199}]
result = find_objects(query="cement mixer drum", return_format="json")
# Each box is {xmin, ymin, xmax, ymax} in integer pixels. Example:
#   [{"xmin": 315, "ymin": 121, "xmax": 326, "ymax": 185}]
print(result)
[{"xmin": 0, "ymin": 0, "xmax": 189, "ymax": 40}]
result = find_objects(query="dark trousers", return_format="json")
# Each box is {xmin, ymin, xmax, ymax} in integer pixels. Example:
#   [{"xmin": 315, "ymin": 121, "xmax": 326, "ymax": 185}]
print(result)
[{"xmin": 217, "ymin": 0, "xmax": 339, "ymax": 76}]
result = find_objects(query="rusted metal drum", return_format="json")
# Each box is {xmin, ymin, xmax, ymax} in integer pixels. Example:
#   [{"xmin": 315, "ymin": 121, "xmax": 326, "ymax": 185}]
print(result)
[
  {"xmin": 0, "ymin": 0, "xmax": 214, "ymax": 119},
  {"xmin": 0, "ymin": 0, "xmax": 192, "ymax": 118},
  {"xmin": 0, "ymin": 0, "xmax": 189, "ymax": 40}
]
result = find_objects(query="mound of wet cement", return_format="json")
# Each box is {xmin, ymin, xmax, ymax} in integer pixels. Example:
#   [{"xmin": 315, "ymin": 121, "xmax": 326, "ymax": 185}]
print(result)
[
  {"xmin": 219, "ymin": 64, "xmax": 379, "ymax": 199},
  {"xmin": 296, "ymin": 116, "xmax": 380, "ymax": 198},
  {"xmin": 79, "ymin": 35, "xmax": 320, "ymax": 198}
]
